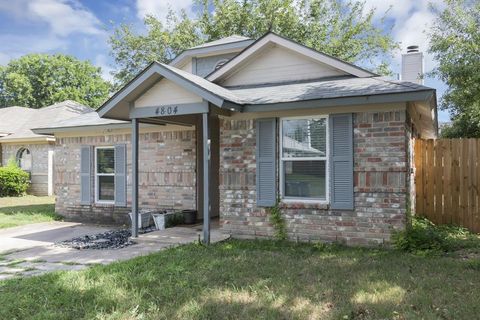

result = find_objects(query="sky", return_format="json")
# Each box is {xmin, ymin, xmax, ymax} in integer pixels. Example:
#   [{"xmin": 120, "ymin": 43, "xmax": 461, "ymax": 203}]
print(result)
[{"xmin": 0, "ymin": 0, "xmax": 449, "ymax": 121}]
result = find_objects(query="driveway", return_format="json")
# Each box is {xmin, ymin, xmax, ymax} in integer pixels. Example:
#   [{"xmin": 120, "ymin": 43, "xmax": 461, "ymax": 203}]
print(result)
[{"xmin": 0, "ymin": 221, "xmax": 228, "ymax": 280}]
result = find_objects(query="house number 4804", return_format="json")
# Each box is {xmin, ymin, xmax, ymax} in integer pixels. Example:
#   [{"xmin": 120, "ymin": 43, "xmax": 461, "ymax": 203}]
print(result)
[{"xmin": 156, "ymin": 106, "xmax": 178, "ymax": 115}]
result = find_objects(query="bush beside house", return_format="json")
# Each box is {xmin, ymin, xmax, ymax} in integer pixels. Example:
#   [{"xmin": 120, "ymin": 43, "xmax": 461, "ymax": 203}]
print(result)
[{"xmin": 0, "ymin": 160, "xmax": 30, "ymax": 197}]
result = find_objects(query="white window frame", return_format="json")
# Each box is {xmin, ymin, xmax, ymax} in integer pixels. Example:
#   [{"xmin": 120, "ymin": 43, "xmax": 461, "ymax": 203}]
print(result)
[
  {"xmin": 95, "ymin": 146, "xmax": 115, "ymax": 204},
  {"xmin": 279, "ymin": 115, "xmax": 329, "ymax": 204}
]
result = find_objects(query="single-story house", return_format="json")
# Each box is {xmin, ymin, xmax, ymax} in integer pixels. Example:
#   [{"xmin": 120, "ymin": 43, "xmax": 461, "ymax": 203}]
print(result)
[
  {"xmin": 0, "ymin": 101, "xmax": 92, "ymax": 195},
  {"xmin": 34, "ymin": 33, "xmax": 437, "ymax": 245}
]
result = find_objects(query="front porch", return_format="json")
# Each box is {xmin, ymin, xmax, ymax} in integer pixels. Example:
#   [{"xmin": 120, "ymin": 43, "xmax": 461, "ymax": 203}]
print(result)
[
  {"xmin": 133, "ymin": 220, "xmax": 229, "ymax": 245},
  {"xmin": 97, "ymin": 63, "xmax": 240, "ymax": 244}
]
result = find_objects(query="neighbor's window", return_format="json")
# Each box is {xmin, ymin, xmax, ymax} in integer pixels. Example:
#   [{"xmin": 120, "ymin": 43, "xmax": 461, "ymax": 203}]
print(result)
[
  {"xmin": 281, "ymin": 117, "xmax": 328, "ymax": 201},
  {"xmin": 16, "ymin": 148, "xmax": 32, "ymax": 172},
  {"xmin": 95, "ymin": 147, "xmax": 115, "ymax": 202}
]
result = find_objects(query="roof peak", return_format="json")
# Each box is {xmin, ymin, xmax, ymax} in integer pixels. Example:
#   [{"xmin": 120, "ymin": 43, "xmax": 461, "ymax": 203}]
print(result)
[{"xmin": 190, "ymin": 35, "xmax": 252, "ymax": 49}]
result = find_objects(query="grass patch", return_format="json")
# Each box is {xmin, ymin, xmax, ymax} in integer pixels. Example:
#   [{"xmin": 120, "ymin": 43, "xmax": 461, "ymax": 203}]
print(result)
[
  {"xmin": 0, "ymin": 239, "xmax": 479, "ymax": 319},
  {"xmin": 0, "ymin": 195, "xmax": 61, "ymax": 229},
  {"xmin": 393, "ymin": 216, "xmax": 480, "ymax": 256}
]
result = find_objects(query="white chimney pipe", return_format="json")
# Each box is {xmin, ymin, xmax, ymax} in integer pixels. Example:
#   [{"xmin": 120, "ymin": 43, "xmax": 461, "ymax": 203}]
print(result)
[{"xmin": 401, "ymin": 45, "xmax": 424, "ymax": 85}]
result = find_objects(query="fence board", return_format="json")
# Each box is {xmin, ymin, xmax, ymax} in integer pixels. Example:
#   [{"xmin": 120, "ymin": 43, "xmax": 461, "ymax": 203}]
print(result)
[
  {"xmin": 443, "ymin": 140, "xmax": 452, "ymax": 224},
  {"xmin": 414, "ymin": 140, "xmax": 424, "ymax": 216},
  {"xmin": 414, "ymin": 138, "xmax": 480, "ymax": 233}
]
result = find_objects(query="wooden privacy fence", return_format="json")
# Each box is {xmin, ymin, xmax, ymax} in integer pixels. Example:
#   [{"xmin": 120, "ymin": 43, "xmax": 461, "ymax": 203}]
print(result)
[{"xmin": 414, "ymin": 139, "xmax": 480, "ymax": 233}]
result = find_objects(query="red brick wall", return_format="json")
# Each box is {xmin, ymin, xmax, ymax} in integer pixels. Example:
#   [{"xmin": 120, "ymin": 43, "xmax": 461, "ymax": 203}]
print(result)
[
  {"xmin": 219, "ymin": 110, "xmax": 409, "ymax": 246},
  {"xmin": 55, "ymin": 130, "xmax": 196, "ymax": 224}
]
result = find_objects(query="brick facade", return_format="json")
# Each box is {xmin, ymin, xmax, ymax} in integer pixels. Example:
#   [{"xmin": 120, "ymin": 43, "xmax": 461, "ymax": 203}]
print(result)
[
  {"xmin": 1, "ymin": 143, "xmax": 54, "ymax": 196},
  {"xmin": 54, "ymin": 129, "xmax": 196, "ymax": 224},
  {"xmin": 219, "ymin": 110, "xmax": 409, "ymax": 246}
]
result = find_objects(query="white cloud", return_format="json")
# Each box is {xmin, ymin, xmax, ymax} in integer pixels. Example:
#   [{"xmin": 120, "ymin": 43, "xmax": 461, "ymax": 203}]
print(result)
[
  {"xmin": 136, "ymin": 0, "xmax": 194, "ymax": 23},
  {"xmin": 0, "ymin": 0, "xmax": 104, "ymax": 37},
  {"xmin": 0, "ymin": 33, "xmax": 67, "ymax": 61}
]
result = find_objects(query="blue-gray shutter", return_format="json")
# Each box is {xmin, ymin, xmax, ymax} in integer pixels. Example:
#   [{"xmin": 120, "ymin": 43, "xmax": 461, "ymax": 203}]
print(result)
[
  {"xmin": 256, "ymin": 118, "xmax": 277, "ymax": 207},
  {"xmin": 80, "ymin": 146, "xmax": 91, "ymax": 205},
  {"xmin": 329, "ymin": 113, "xmax": 354, "ymax": 210},
  {"xmin": 114, "ymin": 144, "xmax": 127, "ymax": 207}
]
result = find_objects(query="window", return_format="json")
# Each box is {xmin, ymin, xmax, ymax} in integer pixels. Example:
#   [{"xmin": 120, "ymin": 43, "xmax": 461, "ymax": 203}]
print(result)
[
  {"xmin": 16, "ymin": 148, "xmax": 32, "ymax": 172},
  {"xmin": 280, "ymin": 117, "xmax": 328, "ymax": 201},
  {"xmin": 95, "ymin": 147, "xmax": 115, "ymax": 203}
]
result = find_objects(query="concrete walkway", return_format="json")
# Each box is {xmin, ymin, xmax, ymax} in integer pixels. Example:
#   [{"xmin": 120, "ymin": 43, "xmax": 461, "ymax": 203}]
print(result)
[{"xmin": 0, "ymin": 221, "xmax": 229, "ymax": 281}]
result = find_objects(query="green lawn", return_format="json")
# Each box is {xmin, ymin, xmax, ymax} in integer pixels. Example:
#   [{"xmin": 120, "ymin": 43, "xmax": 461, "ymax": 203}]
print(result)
[
  {"xmin": 0, "ymin": 240, "xmax": 479, "ymax": 319},
  {"xmin": 0, "ymin": 195, "xmax": 60, "ymax": 229}
]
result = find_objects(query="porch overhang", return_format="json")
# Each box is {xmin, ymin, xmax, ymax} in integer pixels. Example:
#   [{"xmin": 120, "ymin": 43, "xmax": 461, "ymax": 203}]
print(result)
[{"xmin": 97, "ymin": 62, "xmax": 242, "ymax": 121}]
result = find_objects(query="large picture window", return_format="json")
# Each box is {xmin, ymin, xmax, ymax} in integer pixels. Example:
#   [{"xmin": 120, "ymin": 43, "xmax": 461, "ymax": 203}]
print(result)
[
  {"xmin": 280, "ymin": 117, "xmax": 328, "ymax": 201},
  {"xmin": 95, "ymin": 147, "xmax": 115, "ymax": 203}
]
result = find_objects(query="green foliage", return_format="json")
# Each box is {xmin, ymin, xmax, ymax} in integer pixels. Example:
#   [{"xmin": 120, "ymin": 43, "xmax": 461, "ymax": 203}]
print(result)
[
  {"xmin": 109, "ymin": 14, "xmax": 201, "ymax": 87},
  {"xmin": 267, "ymin": 198, "xmax": 287, "ymax": 240},
  {"xmin": 109, "ymin": 0, "xmax": 398, "ymax": 85},
  {"xmin": 0, "ymin": 162, "xmax": 30, "ymax": 197},
  {"xmin": 429, "ymin": 0, "xmax": 480, "ymax": 137},
  {"xmin": 393, "ymin": 216, "xmax": 480, "ymax": 255},
  {"xmin": 0, "ymin": 54, "xmax": 111, "ymax": 109}
]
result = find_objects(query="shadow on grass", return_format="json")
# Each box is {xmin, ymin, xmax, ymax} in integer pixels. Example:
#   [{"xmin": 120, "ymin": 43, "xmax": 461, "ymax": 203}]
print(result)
[{"xmin": 0, "ymin": 240, "xmax": 478, "ymax": 319}]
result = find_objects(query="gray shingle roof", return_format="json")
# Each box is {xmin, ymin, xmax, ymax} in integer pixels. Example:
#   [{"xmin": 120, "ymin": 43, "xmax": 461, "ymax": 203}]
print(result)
[
  {"xmin": 191, "ymin": 35, "xmax": 252, "ymax": 49},
  {"xmin": 157, "ymin": 64, "xmax": 434, "ymax": 106},
  {"xmin": 0, "ymin": 100, "xmax": 93, "ymax": 141},
  {"xmin": 34, "ymin": 111, "xmax": 127, "ymax": 131},
  {"xmin": 229, "ymin": 77, "xmax": 434, "ymax": 105},
  {"xmin": 0, "ymin": 106, "xmax": 37, "ymax": 135},
  {"xmin": 160, "ymin": 63, "xmax": 245, "ymax": 104}
]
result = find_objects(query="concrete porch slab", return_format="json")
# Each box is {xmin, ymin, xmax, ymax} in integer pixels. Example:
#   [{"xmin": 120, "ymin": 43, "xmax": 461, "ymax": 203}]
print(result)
[{"xmin": 132, "ymin": 226, "xmax": 230, "ymax": 245}]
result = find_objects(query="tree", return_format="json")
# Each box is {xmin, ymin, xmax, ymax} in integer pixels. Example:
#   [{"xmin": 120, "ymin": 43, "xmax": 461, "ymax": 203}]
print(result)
[
  {"xmin": 109, "ymin": 0, "xmax": 398, "ymax": 86},
  {"xmin": 429, "ymin": 0, "xmax": 480, "ymax": 138},
  {"xmin": 0, "ymin": 54, "xmax": 111, "ymax": 109}
]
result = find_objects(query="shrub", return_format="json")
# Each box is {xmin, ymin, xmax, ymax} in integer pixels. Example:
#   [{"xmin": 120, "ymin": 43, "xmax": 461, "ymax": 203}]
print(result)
[
  {"xmin": 0, "ymin": 162, "xmax": 30, "ymax": 197},
  {"xmin": 393, "ymin": 216, "xmax": 480, "ymax": 255}
]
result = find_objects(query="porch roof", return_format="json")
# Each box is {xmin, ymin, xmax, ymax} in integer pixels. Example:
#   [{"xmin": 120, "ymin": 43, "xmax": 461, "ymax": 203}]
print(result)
[{"xmin": 97, "ymin": 62, "xmax": 245, "ymax": 121}]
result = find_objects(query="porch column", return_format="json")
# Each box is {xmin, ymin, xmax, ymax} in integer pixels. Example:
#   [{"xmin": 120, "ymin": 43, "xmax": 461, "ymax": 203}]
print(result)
[
  {"xmin": 202, "ymin": 112, "xmax": 210, "ymax": 244},
  {"xmin": 131, "ymin": 118, "xmax": 139, "ymax": 238}
]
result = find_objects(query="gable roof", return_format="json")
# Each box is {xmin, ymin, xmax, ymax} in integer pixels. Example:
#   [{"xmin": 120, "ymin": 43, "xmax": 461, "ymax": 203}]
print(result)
[
  {"xmin": 206, "ymin": 32, "xmax": 377, "ymax": 82},
  {"xmin": 170, "ymin": 36, "xmax": 254, "ymax": 69},
  {"xmin": 0, "ymin": 101, "xmax": 92, "ymax": 142},
  {"xmin": 97, "ymin": 62, "xmax": 244, "ymax": 120}
]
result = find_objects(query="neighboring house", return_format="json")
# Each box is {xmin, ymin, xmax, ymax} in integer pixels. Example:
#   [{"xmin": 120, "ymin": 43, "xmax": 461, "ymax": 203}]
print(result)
[
  {"xmin": 0, "ymin": 101, "xmax": 92, "ymax": 195},
  {"xmin": 34, "ymin": 33, "xmax": 437, "ymax": 245}
]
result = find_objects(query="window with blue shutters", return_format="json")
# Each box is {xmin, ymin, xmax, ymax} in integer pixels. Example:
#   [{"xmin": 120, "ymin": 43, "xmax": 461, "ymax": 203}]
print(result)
[{"xmin": 280, "ymin": 116, "xmax": 329, "ymax": 202}]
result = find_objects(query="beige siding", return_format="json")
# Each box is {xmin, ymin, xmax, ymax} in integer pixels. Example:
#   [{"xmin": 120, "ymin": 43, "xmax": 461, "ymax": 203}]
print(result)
[
  {"xmin": 134, "ymin": 78, "xmax": 202, "ymax": 107},
  {"xmin": 221, "ymin": 45, "xmax": 348, "ymax": 86}
]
